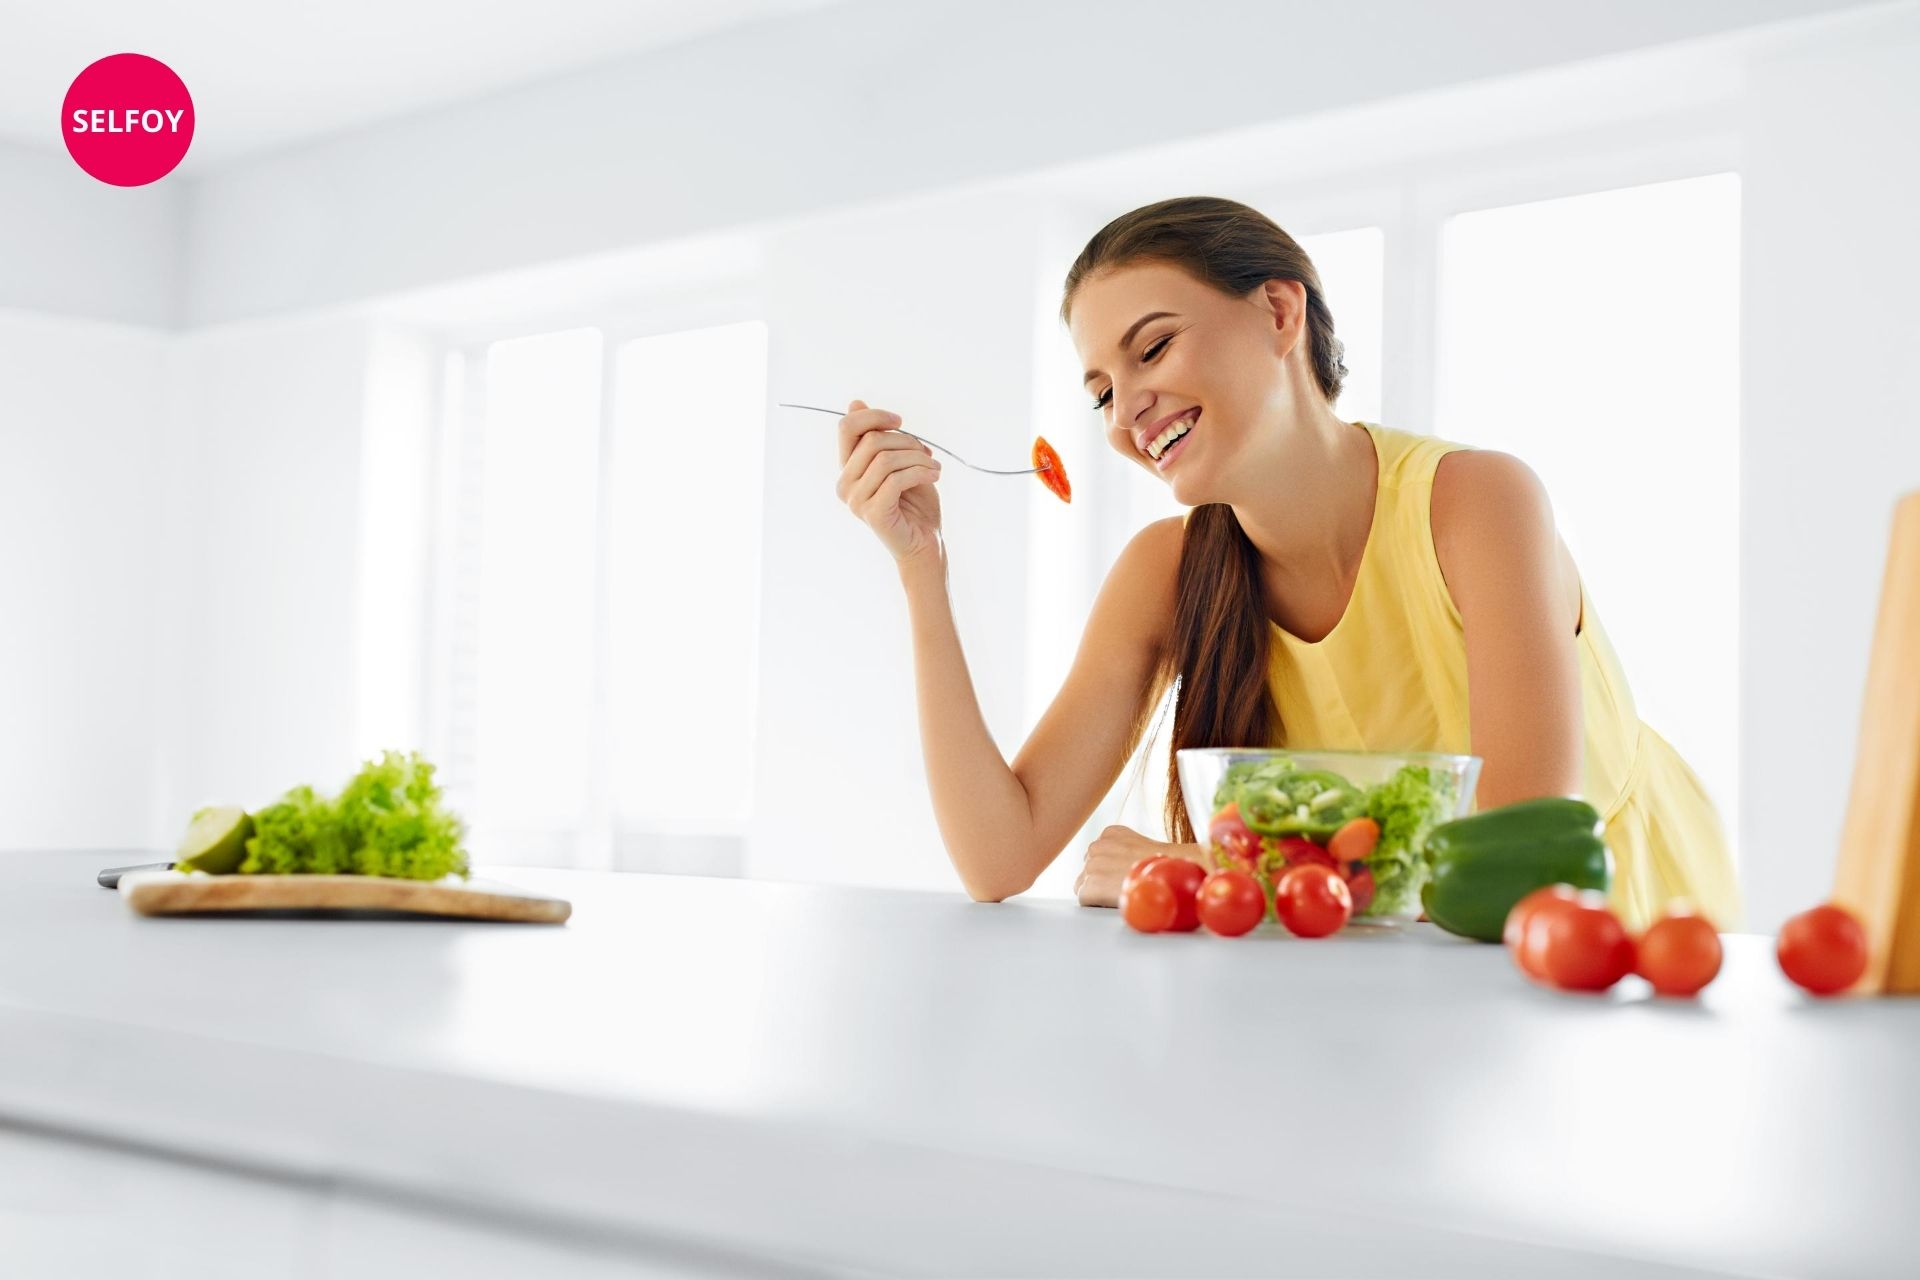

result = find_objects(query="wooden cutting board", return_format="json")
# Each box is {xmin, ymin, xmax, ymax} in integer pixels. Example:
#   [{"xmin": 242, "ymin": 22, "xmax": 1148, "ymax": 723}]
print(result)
[
  {"xmin": 1832, "ymin": 489, "xmax": 1920, "ymax": 993},
  {"xmin": 119, "ymin": 869, "xmax": 571, "ymax": 923}
]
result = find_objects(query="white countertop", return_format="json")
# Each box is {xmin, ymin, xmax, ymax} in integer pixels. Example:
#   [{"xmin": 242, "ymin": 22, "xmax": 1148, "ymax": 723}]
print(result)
[{"xmin": 2, "ymin": 850, "xmax": 1914, "ymax": 1278}]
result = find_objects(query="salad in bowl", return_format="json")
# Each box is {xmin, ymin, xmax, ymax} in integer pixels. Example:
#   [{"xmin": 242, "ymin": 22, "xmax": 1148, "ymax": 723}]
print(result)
[{"xmin": 1175, "ymin": 749, "xmax": 1481, "ymax": 921}]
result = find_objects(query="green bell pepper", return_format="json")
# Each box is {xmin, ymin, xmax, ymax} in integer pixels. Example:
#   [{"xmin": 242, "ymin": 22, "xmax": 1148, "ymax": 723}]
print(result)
[{"xmin": 1420, "ymin": 796, "xmax": 1612, "ymax": 942}]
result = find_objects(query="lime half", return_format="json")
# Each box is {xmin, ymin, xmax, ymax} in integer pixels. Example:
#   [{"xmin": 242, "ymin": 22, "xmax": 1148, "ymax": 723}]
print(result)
[{"xmin": 174, "ymin": 805, "xmax": 256, "ymax": 874}]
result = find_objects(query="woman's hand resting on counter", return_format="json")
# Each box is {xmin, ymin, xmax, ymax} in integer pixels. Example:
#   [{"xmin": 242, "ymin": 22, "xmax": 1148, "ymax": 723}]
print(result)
[{"xmin": 1074, "ymin": 825, "xmax": 1207, "ymax": 908}]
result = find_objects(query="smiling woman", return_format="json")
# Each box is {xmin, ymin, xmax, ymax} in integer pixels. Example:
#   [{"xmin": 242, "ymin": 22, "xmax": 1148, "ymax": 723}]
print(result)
[{"xmin": 834, "ymin": 196, "xmax": 1741, "ymax": 932}]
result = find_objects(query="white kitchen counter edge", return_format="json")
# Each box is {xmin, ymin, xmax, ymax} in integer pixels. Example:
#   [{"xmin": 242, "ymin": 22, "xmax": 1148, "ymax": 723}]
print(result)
[{"xmin": 0, "ymin": 1001, "xmax": 1743, "ymax": 1279}]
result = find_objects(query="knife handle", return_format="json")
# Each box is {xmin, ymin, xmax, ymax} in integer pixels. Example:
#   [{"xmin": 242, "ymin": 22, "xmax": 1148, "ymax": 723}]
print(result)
[{"xmin": 97, "ymin": 861, "xmax": 175, "ymax": 889}]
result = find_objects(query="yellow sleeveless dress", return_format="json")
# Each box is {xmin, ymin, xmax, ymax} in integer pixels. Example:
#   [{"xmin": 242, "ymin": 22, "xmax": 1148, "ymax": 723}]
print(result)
[{"xmin": 1186, "ymin": 420, "xmax": 1744, "ymax": 933}]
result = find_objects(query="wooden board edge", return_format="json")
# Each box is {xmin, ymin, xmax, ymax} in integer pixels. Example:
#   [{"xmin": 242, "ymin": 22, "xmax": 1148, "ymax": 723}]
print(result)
[{"xmin": 119, "ymin": 871, "xmax": 572, "ymax": 924}]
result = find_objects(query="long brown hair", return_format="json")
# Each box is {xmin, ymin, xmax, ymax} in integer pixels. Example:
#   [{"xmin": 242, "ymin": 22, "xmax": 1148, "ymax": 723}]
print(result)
[{"xmin": 1060, "ymin": 196, "xmax": 1349, "ymax": 845}]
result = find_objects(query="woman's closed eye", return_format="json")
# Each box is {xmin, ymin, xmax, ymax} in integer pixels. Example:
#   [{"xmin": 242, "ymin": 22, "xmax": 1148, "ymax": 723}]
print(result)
[{"xmin": 1091, "ymin": 336, "xmax": 1172, "ymax": 411}]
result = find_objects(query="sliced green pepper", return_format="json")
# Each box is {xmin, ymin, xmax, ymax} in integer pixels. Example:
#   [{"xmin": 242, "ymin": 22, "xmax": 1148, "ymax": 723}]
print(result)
[{"xmin": 1230, "ymin": 767, "xmax": 1361, "ymax": 838}]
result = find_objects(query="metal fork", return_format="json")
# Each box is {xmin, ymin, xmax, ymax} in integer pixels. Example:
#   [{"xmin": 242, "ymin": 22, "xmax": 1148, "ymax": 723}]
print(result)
[{"xmin": 778, "ymin": 403, "xmax": 1051, "ymax": 475}]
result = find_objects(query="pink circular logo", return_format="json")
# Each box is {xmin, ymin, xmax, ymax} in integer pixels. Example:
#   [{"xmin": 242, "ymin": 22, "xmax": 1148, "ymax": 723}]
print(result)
[{"xmin": 62, "ymin": 54, "xmax": 194, "ymax": 187}]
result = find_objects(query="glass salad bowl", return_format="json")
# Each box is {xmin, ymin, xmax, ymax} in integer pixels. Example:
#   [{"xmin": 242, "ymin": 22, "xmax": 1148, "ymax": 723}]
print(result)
[{"xmin": 1175, "ymin": 748, "xmax": 1482, "ymax": 922}]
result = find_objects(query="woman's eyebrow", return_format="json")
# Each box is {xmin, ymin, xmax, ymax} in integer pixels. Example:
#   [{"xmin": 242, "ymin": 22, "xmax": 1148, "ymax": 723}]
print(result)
[{"xmin": 1082, "ymin": 311, "xmax": 1178, "ymax": 386}]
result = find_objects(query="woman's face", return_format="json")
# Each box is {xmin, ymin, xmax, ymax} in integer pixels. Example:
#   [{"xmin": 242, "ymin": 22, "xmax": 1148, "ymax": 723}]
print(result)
[{"xmin": 1068, "ymin": 260, "xmax": 1308, "ymax": 505}]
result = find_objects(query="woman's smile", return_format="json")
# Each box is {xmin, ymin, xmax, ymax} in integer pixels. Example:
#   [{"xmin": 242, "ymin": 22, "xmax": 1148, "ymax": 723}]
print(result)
[{"xmin": 1153, "ymin": 409, "xmax": 1199, "ymax": 472}]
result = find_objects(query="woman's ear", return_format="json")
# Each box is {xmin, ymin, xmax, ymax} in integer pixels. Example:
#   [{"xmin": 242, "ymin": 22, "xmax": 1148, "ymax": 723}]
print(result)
[{"xmin": 1259, "ymin": 278, "xmax": 1307, "ymax": 357}]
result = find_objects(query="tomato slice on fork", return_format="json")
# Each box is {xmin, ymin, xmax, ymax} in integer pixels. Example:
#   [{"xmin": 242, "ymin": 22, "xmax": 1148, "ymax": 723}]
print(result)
[{"xmin": 1033, "ymin": 437, "xmax": 1071, "ymax": 503}]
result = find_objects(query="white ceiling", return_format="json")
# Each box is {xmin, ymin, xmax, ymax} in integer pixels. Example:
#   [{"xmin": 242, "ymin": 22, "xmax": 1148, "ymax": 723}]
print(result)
[{"xmin": 0, "ymin": 0, "xmax": 846, "ymax": 172}]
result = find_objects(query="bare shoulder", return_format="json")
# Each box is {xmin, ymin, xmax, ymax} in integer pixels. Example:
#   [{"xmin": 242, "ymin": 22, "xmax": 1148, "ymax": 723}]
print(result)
[
  {"xmin": 1118, "ymin": 514, "xmax": 1186, "ymax": 600},
  {"xmin": 1430, "ymin": 449, "xmax": 1552, "ymax": 539},
  {"xmin": 1430, "ymin": 449, "xmax": 1582, "ymax": 631},
  {"xmin": 1136, "ymin": 513, "xmax": 1188, "ymax": 562},
  {"xmin": 1097, "ymin": 516, "xmax": 1185, "ymax": 650}
]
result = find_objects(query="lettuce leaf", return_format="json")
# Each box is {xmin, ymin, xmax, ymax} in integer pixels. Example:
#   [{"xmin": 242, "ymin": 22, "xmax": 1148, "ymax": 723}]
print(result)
[
  {"xmin": 1356, "ymin": 764, "xmax": 1457, "ymax": 916},
  {"xmin": 239, "ymin": 750, "xmax": 469, "ymax": 880}
]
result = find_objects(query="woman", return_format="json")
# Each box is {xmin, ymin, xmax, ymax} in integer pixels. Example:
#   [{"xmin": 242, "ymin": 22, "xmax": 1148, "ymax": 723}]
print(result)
[{"xmin": 832, "ymin": 195, "xmax": 1743, "ymax": 933}]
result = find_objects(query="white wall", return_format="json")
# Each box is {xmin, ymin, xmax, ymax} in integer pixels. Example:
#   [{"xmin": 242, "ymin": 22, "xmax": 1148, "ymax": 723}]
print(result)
[
  {"xmin": 149, "ymin": 316, "xmax": 373, "ymax": 843},
  {"xmin": 0, "ymin": 303, "xmax": 396, "ymax": 852},
  {"xmin": 0, "ymin": 311, "xmax": 170, "ymax": 845},
  {"xmin": 1739, "ymin": 2, "xmax": 1920, "ymax": 931},
  {"xmin": 0, "ymin": 141, "xmax": 181, "ymax": 327}
]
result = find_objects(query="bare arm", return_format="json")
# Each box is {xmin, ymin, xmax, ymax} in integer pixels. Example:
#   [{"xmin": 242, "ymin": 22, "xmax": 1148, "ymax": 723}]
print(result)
[
  {"xmin": 1431, "ymin": 450, "xmax": 1585, "ymax": 810},
  {"xmin": 898, "ymin": 518, "xmax": 1184, "ymax": 901}
]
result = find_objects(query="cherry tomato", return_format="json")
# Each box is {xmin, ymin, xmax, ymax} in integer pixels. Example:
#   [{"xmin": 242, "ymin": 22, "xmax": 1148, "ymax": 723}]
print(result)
[
  {"xmin": 1121, "ymin": 855, "xmax": 1167, "ymax": 898},
  {"xmin": 1777, "ymin": 903, "xmax": 1869, "ymax": 996},
  {"xmin": 1196, "ymin": 869, "xmax": 1266, "ymax": 937},
  {"xmin": 1635, "ymin": 907, "xmax": 1723, "ymax": 997},
  {"xmin": 1274, "ymin": 864, "xmax": 1353, "ymax": 939},
  {"xmin": 1120, "ymin": 877, "xmax": 1177, "ymax": 933},
  {"xmin": 1032, "ymin": 436, "xmax": 1071, "ymax": 503},
  {"xmin": 1208, "ymin": 804, "xmax": 1245, "ymax": 841},
  {"xmin": 1343, "ymin": 867, "xmax": 1376, "ymax": 916},
  {"xmin": 1328, "ymin": 817, "xmax": 1381, "ymax": 864},
  {"xmin": 1541, "ymin": 895, "xmax": 1637, "ymax": 992},
  {"xmin": 1209, "ymin": 807, "xmax": 1263, "ymax": 873},
  {"xmin": 1275, "ymin": 836, "xmax": 1338, "ymax": 873},
  {"xmin": 1137, "ymin": 856, "xmax": 1207, "ymax": 932},
  {"xmin": 1505, "ymin": 885, "xmax": 1582, "ymax": 980}
]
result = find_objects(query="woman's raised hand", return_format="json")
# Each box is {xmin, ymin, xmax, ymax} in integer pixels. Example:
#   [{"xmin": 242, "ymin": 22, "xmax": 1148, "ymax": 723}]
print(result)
[{"xmin": 835, "ymin": 399, "xmax": 943, "ymax": 565}]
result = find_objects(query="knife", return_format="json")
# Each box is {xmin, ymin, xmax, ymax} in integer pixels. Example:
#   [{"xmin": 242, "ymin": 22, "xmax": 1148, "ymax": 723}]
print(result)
[{"xmin": 97, "ymin": 861, "xmax": 175, "ymax": 889}]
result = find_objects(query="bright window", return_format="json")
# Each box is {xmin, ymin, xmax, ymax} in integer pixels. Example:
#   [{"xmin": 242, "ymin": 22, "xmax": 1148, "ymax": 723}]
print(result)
[
  {"xmin": 435, "ymin": 320, "xmax": 770, "ymax": 868},
  {"xmin": 472, "ymin": 329, "xmax": 604, "ymax": 836},
  {"xmin": 1305, "ymin": 226, "xmax": 1385, "ymax": 429},
  {"xmin": 607, "ymin": 322, "xmax": 769, "ymax": 835}
]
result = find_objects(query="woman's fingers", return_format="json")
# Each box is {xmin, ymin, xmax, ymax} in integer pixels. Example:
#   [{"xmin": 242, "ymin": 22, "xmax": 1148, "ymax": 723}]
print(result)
[
  {"xmin": 837, "ymin": 399, "xmax": 912, "ymax": 467},
  {"xmin": 838, "ymin": 430, "xmax": 937, "ymax": 504},
  {"xmin": 1077, "ymin": 827, "xmax": 1159, "ymax": 908},
  {"xmin": 850, "ymin": 448, "xmax": 940, "ymax": 513},
  {"xmin": 832, "ymin": 399, "xmax": 946, "ymax": 563}
]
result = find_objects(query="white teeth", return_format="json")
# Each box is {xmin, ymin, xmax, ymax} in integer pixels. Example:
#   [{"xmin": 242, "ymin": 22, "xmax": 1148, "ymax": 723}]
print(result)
[{"xmin": 1148, "ymin": 413, "xmax": 1196, "ymax": 460}]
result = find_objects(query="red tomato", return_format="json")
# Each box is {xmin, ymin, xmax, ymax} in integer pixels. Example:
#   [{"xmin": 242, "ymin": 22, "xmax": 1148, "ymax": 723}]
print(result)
[
  {"xmin": 1137, "ymin": 856, "xmax": 1207, "ymax": 932},
  {"xmin": 1777, "ymin": 903, "xmax": 1869, "ymax": 996},
  {"xmin": 1209, "ymin": 807, "xmax": 1263, "ymax": 873},
  {"xmin": 1032, "ymin": 436, "xmax": 1071, "ymax": 503},
  {"xmin": 1504, "ymin": 885, "xmax": 1582, "ymax": 980},
  {"xmin": 1122, "ymin": 855, "xmax": 1170, "ymax": 893},
  {"xmin": 1274, "ymin": 864, "xmax": 1353, "ymax": 939},
  {"xmin": 1635, "ymin": 908, "xmax": 1723, "ymax": 997},
  {"xmin": 1275, "ymin": 836, "xmax": 1337, "ymax": 873},
  {"xmin": 1541, "ymin": 896, "xmax": 1637, "ymax": 992},
  {"xmin": 1196, "ymin": 869, "xmax": 1266, "ymax": 937},
  {"xmin": 1328, "ymin": 817, "xmax": 1381, "ymax": 864},
  {"xmin": 1208, "ymin": 804, "xmax": 1245, "ymax": 840},
  {"xmin": 1343, "ymin": 867, "xmax": 1376, "ymax": 916},
  {"xmin": 1120, "ymin": 877, "xmax": 1177, "ymax": 933}
]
